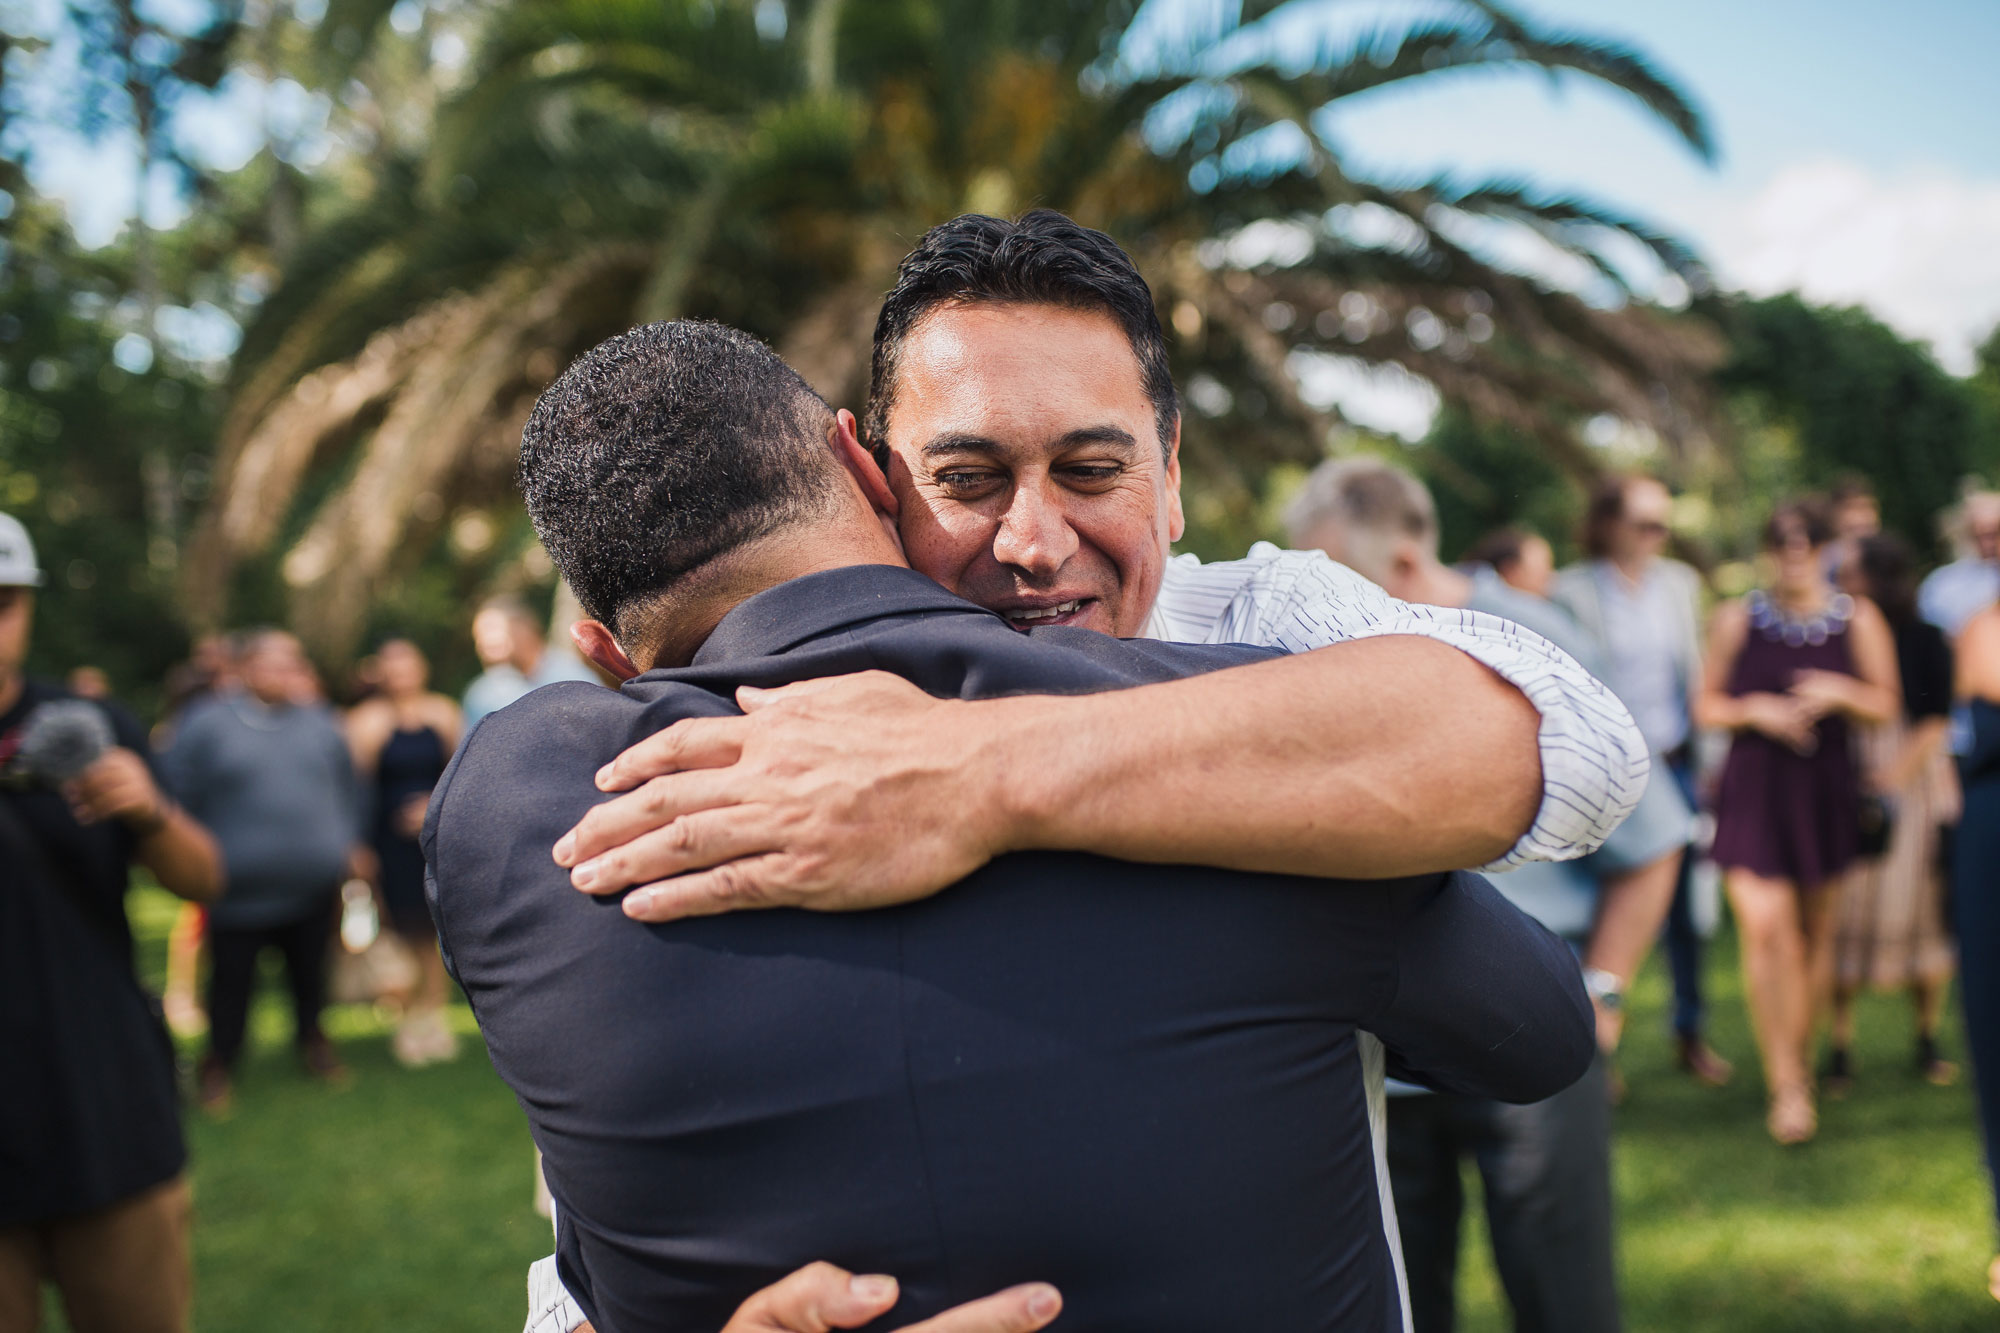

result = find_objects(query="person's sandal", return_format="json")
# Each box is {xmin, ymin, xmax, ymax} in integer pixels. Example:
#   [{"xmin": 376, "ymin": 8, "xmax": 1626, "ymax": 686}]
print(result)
[
  {"xmin": 1917, "ymin": 1033, "xmax": 1960, "ymax": 1087},
  {"xmin": 1767, "ymin": 1083, "xmax": 1817, "ymax": 1146}
]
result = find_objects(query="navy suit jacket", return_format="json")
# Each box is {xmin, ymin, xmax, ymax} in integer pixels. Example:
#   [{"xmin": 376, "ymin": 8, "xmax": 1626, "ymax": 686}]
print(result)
[{"xmin": 424, "ymin": 565, "xmax": 1592, "ymax": 1333}]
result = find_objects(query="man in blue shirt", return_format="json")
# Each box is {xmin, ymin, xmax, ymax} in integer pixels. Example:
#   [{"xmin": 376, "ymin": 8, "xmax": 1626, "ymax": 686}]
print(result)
[{"xmin": 425, "ymin": 320, "xmax": 1593, "ymax": 1332}]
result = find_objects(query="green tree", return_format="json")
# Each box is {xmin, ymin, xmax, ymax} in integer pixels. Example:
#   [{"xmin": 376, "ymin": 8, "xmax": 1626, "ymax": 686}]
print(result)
[
  {"xmin": 1717, "ymin": 294, "xmax": 1978, "ymax": 555},
  {"xmin": 0, "ymin": 202, "xmax": 221, "ymax": 712},
  {"xmin": 181, "ymin": 0, "xmax": 1726, "ymax": 657}
]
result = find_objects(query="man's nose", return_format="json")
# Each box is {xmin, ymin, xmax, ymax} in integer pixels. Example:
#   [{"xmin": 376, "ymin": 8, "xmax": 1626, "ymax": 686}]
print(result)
[{"xmin": 991, "ymin": 478, "xmax": 1080, "ymax": 580}]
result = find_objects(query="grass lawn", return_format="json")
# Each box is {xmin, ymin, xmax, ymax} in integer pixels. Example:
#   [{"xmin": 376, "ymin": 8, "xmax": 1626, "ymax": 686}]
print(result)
[{"xmin": 85, "ymin": 887, "xmax": 2000, "ymax": 1329}]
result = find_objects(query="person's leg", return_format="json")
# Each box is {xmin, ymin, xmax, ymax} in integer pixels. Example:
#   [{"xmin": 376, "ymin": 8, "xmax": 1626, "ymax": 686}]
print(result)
[
  {"xmin": 276, "ymin": 891, "xmax": 337, "ymax": 1049},
  {"xmin": 203, "ymin": 921, "xmax": 263, "ymax": 1075},
  {"xmin": 1913, "ymin": 977, "xmax": 1960, "ymax": 1083},
  {"xmin": 1662, "ymin": 759, "xmax": 1705, "ymax": 1038},
  {"xmin": 1825, "ymin": 982, "xmax": 1858, "ymax": 1094},
  {"xmin": 1475, "ymin": 1057, "xmax": 1620, "ymax": 1333},
  {"xmin": 43, "ymin": 1177, "xmax": 193, "ymax": 1333},
  {"xmin": 1727, "ymin": 868, "xmax": 1815, "ymax": 1141},
  {"xmin": 1387, "ymin": 1094, "xmax": 1468, "ymax": 1333},
  {"xmin": 0, "ymin": 1219, "xmax": 50, "ymax": 1333},
  {"xmin": 162, "ymin": 904, "xmax": 206, "ymax": 1037},
  {"xmin": 1801, "ymin": 881, "xmax": 1843, "ymax": 1055}
]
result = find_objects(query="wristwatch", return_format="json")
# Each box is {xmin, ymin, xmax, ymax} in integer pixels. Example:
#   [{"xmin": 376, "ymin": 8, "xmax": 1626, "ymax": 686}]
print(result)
[{"xmin": 1583, "ymin": 968, "xmax": 1624, "ymax": 1011}]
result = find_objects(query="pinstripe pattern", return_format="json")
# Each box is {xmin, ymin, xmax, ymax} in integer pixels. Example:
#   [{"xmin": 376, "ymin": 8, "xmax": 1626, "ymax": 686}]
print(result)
[{"xmin": 1142, "ymin": 542, "xmax": 1650, "ymax": 871}]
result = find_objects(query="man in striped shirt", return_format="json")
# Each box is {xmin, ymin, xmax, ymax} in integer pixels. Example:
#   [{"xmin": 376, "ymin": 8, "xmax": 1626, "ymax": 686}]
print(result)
[{"xmin": 531, "ymin": 211, "xmax": 1645, "ymax": 1332}]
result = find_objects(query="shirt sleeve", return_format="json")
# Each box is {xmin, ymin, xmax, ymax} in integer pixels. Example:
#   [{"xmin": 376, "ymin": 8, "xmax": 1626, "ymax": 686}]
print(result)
[
  {"xmin": 1368, "ymin": 870, "xmax": 1596, "ymax": 1103},
  {"xmin": 1233, "ymin": 548, "xmax": 1651, "ymax": 869}
]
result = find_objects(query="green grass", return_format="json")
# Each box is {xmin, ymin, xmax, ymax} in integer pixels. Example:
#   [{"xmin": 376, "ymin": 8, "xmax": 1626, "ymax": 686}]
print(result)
[{"xmin": 78, "ymin": 888, "xmax": 2000, "ymax": 1329}]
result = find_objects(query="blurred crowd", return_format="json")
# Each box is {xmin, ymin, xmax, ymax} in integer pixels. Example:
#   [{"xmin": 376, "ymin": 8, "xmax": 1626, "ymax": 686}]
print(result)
[{"xmin": 6, "ymin": 471, "xmax": 2000, "ymax": 1330}]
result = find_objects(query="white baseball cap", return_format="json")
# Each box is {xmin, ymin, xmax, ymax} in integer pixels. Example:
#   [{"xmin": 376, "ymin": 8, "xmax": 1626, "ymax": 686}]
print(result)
[{"xmin": 0, "ymin": 513, "xmax": 46, "ymax": 588}]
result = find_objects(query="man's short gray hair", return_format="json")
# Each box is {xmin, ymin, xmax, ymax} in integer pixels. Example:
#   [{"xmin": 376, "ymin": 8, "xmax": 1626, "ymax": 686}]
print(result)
[{"xmin": 1282, "ymin": 457, "xmax": 1438, "ymax": 573}]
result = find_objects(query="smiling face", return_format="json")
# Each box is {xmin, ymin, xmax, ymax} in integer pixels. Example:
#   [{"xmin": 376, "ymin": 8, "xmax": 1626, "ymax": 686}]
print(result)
[{"xmin": 878, "ymin": 302, "xmax": 1183, "ymax": 637}]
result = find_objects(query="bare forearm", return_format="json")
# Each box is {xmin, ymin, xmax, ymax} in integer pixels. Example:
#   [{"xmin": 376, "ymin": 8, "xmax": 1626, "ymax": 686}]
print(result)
[
  {"xmin": 995, "ymin": 636, "xmax": 1542, "ymax": 878},
  {"xmin": 136, "ymin": 807, "xmax": 223, "ymax": 903}
]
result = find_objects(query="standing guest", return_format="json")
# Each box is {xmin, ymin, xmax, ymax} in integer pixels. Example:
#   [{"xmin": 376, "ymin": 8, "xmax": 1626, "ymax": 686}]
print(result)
[
  {"xmin": 157, "ymin": 635, "xmax": 238, "ymax": 1038},
  {"xmin": 164, "ymin": 629, "xmax": 367, "ymax": 1110},
  {"xmin": 1827, "ymin": 534, "xmax": 1959, "ymax": 1091},
  {"xmin": 1696, "ymin": 501, "xmax": 1899, "ymax": 1144},
  {"xmin": 1554, "ymin": 476, "xmax": 1732, "ymax": 1087},
  {"xmin": 1952, "ymin": 604, "xmax": 2000, "ymax": 1300},
  {"xmin": 1296, "ymin": 462, "xmax": 1686, "ymax": 1333},
  {"xmin": 0, "ymin": 512, "xmax": 222, "ymax": 1333},
  {"xmin": 347, "ymin": 638, "xmax": 462, "ymax": 1066},
  {"xmin": 462, "ymin": 595, "xmax": 599, "ymax": 727},
  {"xmin": 1921, "ymin": 491, "xmax": 2000, "ymax": 638},
  {"xmin": 1465, "ymin": 527, "xmax": 1556, "ymax": 600}
]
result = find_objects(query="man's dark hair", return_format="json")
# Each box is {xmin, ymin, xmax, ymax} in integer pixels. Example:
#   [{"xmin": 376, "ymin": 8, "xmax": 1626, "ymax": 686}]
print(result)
[
  {"xmin": 519, "ymin": 320, "xmax": 838, "ymax": 639},
  {"xmin": 865, "ymin": 210, "xmax": 1179, "ymax": 465}
]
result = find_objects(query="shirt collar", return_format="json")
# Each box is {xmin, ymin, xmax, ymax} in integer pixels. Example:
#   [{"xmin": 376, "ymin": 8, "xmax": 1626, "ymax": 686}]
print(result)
[{"xmin": 684, "ymin": 564, "xmax": 999, "ymax": 668}]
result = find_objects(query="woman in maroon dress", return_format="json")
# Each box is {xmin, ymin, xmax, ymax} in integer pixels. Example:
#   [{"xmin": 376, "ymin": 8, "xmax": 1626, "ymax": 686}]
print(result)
[{"xmin": 1697, "ymin": 501, "xmax": 1899, "ymax": 1144}]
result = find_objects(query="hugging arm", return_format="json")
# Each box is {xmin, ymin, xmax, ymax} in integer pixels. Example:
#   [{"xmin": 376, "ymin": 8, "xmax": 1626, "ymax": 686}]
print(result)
[
  {"xmin": 1368, "ymin": 871, "xmax": 1596, "ymax": 1104},
  {"xmin": 555, "ymin": 552, "xmax": 1647, "ymax": 922},
  {"xmin": 559, "ymin": 640, "xmax": 1544, "ymax": 921}
]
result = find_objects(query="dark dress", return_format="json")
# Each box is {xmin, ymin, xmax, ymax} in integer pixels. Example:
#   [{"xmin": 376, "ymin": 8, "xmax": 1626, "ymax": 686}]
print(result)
[
  {"xmin": 1709, "ymin": 590, "xmax": 1862, "ymax": 890},
  {"xmin": 372, "ymin": 723, "xmax": 449, "ymax": 938},
  {"xmin": 1956, "ymin": 699, "xmax": 2000, "ymax": 1235}
]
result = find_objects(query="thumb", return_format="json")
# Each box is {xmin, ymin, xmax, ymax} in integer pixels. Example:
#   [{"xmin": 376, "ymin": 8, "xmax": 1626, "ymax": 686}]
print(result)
[{"xmin": 725, "ymin": 1263, "xmax": 901, "ymax": 1332}]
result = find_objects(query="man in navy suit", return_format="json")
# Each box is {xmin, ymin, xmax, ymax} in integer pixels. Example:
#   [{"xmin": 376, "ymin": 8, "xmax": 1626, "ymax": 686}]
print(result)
[{"xmin": 424, "ymin": 320, "xmax": 1593, "ymax": 1332}]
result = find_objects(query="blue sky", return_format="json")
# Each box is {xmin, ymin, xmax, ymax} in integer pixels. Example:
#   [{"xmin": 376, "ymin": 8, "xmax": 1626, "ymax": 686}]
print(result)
[{"xmin": 1320, "ymin": 0, "xmax": 2000, "ymax": 371}]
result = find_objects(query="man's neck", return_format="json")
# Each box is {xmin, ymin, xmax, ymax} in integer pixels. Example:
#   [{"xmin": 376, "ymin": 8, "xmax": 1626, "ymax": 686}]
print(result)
[
  {"xmin": 1609, "ymin": 553, "xmax": 1650, "ymax": 585},
  {"xmin": 633, "ymin": 526, "xmax": 908, "ymax": 672},
  {"xmin": 0, "ymin": 668, "xmax": 20, "ymax": 718}
]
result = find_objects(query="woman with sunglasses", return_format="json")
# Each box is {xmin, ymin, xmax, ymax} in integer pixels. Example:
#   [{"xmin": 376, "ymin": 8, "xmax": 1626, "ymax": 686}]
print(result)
[{"xmin": 1697, "ymin": 499, "xmax": 1900, "ymax": 1144}]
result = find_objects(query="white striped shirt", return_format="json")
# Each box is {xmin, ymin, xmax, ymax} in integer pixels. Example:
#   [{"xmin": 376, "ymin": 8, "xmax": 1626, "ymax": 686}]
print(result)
[{"xmin": 1142, "ymin": 542, "xmax": 1650, "ymax": 870}]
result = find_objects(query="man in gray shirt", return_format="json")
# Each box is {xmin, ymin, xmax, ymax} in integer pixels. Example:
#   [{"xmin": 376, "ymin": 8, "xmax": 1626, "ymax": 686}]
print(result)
[{"xmin": 164, "ymin": 629, "xmax": 365, "ymax": 1109}]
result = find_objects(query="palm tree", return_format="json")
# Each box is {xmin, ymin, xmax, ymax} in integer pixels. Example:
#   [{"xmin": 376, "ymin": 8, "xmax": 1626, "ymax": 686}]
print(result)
[{"xmin": 185, "ymin": 0, "xmax": 1724, "ymax": 658}]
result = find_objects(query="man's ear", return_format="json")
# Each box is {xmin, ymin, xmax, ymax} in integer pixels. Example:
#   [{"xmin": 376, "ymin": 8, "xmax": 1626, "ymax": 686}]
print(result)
[
  {"xmin": 829, "ymin": 409, "xmax": 899, "ymax": 522},
  {"xmin": 569, "ymin": 619, "xmax": 641, "ymax": 682},
  {"xmin": 1162, "ymin": 415, "xmax": 1185, "ymax": 545}
]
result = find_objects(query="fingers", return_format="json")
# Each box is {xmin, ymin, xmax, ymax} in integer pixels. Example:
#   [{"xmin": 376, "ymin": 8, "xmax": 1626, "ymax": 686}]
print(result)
[
  {"xmin": 721, "ymin": 1261, "xmax": 902, "ymax": 1333},
  {"xmin": 896, "ymin": 1284, "xmax": 1062, "ymax": 1332},
  {"xmin": 557, "ymin": 770, "xmax": 745, "ymax": 869},
  {"xmin": 571, "ymin": 809, "xmax": 779, "ymax": 898},
  {"xmin": 594, "ymin": 716, "xmax": 750, "ymax": 792},
  {"xmin": 622, "ymin": 854, "xmax": 794, "ymax": 922}
]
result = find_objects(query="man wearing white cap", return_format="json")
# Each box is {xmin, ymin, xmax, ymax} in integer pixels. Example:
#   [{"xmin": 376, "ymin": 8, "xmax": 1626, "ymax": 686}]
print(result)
[{"xmin": 0, "ymin": 513, "xmax": 222, "ymax": 1333}]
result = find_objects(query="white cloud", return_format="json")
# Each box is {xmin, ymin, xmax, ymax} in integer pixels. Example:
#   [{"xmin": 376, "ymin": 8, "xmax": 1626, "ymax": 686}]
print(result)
[{"xmin": 1712, "ymin": 158, "xmax": 2000, "ymax": 374}]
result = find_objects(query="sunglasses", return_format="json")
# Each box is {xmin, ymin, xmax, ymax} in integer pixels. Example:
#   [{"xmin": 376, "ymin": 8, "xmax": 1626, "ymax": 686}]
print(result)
[{"xmin": 1628, "ymin": 520, "xmax": 1670, "ymax": 538}]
